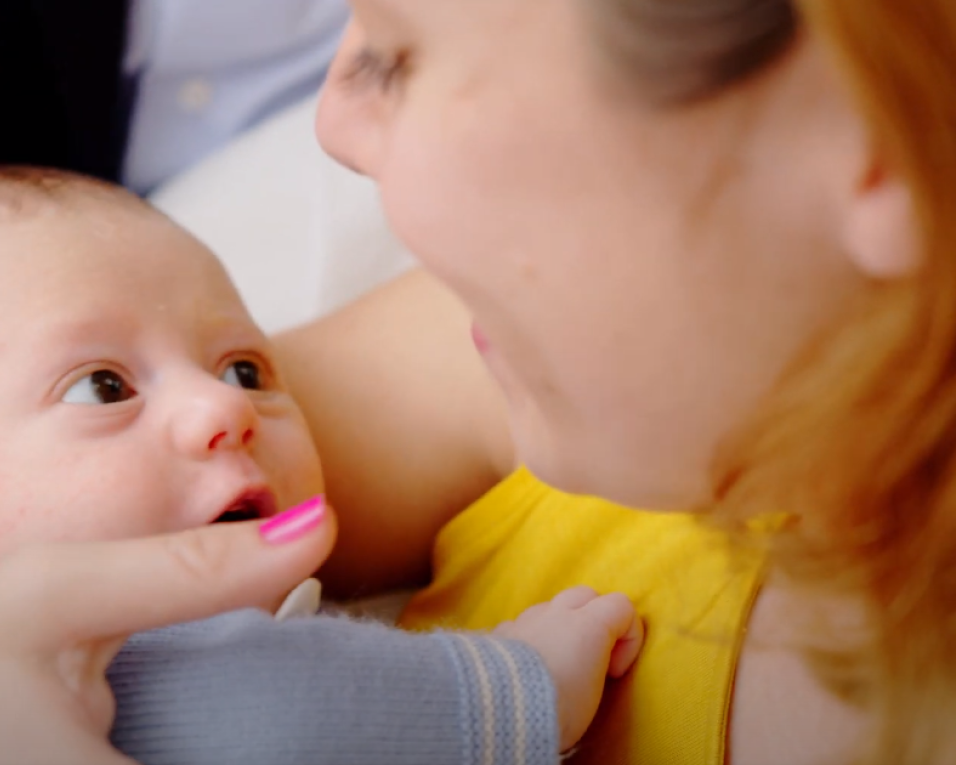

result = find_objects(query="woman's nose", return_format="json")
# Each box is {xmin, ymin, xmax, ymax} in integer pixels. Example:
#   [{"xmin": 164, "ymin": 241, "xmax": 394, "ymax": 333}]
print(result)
[
  {"xmin": 169, "ymin": 378, "xmax": 257, "ymax": 461},
  {"xmin": 315, "ymin": 22, "xmax": 384, "ymax": 178}
]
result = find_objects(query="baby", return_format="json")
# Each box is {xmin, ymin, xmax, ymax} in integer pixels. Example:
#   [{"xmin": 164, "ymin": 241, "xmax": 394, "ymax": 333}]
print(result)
[{"xmin": 0, "ymin": 167, "xmax": 639, "ymax": 765}]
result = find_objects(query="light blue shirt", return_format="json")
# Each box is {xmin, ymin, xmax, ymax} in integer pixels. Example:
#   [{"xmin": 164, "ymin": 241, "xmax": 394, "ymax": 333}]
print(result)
[{"xmin": 123, "ymin": 0, "xmax": 349, "ymax": 193}]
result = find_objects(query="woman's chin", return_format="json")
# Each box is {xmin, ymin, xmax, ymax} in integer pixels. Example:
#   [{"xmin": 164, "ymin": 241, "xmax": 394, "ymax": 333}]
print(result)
[{"xmin": 515, "ymin": 424, "xmax": 709, "ymax": 511}]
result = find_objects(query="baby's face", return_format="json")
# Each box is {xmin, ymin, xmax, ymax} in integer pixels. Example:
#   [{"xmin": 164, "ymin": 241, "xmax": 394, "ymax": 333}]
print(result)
[{"xmin": 0, "ymin": 202, "xmax": 324, "ymax": 554}]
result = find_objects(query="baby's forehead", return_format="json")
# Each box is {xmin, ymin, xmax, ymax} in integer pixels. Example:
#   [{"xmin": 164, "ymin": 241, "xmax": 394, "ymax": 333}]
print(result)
[
  {"xmin": 0, "ymin": 166, "xmax": 149, "ymax": 221},
  {"xmin": 1, "ymin": 215, "xmax": 243, "ymax": 325},
  {"xmin": 0, "ymin": 204, "xmax": 180, "ymax": 296},
  {"xmin": 0, "ymin": 168, "xmax": 254, "ymax": 332},
  {"xmin": 0, "ymin": 176, "xmax": 213, "ymax": 272},
  {"xmin": 0, "ymin": 172, "xmax": 167, "ymax": 270},
  {"xmin": 0, "ymin": 237, "xmax": 260, "ymax": 365}
]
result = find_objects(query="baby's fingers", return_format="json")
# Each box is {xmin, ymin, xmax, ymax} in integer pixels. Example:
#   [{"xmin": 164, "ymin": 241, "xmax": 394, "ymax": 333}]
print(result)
[
  {"xmin": 581, "ymin": 592, "xmax": 644, "ymax": 678},
  {"xmin": 550, "ymin": 585, "xmax": 600, "ymax": 610},
  {"xmin": 608, "ymin": 616, "xmax": 644, "ymax": 678}
]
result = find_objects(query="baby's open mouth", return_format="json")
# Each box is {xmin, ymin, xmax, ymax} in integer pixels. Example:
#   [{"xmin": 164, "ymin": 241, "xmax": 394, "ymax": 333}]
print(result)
[{"xmin": 212, "ymin": 488, "xmax": 278, "ymax": 524}]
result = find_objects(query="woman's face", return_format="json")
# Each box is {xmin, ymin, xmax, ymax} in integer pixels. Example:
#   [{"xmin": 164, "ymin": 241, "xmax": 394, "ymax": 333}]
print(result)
[{"xmin": 318, "ymin": 0, "xmax": 870, "ymax": 508}]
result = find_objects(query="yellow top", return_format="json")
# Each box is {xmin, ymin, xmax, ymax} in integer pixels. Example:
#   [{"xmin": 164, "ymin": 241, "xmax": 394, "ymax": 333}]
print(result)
[{"xmin": 400, "ymin": 467, "xmax": 765, "ymax": 765}]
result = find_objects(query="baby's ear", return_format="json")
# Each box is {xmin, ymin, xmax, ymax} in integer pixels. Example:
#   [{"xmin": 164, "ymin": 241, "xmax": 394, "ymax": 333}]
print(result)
[{"xmin": 841, "ymin": 160, "xmax": 920, "ymax": 280}]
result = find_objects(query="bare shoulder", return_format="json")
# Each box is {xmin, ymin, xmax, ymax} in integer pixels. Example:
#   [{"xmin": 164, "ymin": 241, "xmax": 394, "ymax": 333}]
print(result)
[
  {"xmin": 730, "ymin": 581, "xmax": 869, "ymax": 765},
  {"xmin": 273, "ymin": 269, "xmax": 515, "ymax": 597}
]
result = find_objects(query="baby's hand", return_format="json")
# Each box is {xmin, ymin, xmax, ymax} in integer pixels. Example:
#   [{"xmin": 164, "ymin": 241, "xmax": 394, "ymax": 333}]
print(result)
[{"xmin": 494, "ymin": 586, "xmax": 642, "ymax": 752}]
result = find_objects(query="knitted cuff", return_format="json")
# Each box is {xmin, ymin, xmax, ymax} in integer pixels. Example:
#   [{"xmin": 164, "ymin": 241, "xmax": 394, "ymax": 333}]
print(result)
[{"xmin": 432, "ymin": 632, "xmax": 560, "ymax": 765}]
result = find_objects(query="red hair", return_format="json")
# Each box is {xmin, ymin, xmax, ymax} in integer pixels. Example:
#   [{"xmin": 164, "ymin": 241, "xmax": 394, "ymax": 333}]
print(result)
[{"xmin": 713, "ymin": 2, "xmax": 956, "ymax": 761}]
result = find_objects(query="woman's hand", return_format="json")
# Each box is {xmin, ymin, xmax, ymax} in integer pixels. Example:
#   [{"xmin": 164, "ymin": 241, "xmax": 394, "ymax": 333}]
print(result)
[{"xmin": 0, "ymin": 498, "xmax": 334, "ymax": 765}]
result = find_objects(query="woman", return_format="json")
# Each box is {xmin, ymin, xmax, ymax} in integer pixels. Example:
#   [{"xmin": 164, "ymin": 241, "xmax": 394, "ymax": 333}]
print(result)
[
  {"xmin": 9, "ymin": 0, "xmax": 955, "ymax": 763},
  {"xmin": 279, "ymin": 0, "xmax": 955, "ymax": 762}
]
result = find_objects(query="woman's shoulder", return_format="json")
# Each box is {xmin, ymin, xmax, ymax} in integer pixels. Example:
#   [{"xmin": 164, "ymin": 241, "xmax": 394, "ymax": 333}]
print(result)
[{"xmin": 730, "ymin": 581, "xmax": 869, "ymax": 765}]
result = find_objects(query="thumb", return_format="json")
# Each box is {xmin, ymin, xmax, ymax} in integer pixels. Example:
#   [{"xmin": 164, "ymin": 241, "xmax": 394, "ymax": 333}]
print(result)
[
  {"xmin": 0, "ymin": 496, "xmax": 336, "ymax": 653},
  {"xmin": 580, "ymin": 592, "xmax": 644, "ymax": 679},
  {"xmin": 608, "ymin": 617, "xmax": 644, "ymax": 678}
]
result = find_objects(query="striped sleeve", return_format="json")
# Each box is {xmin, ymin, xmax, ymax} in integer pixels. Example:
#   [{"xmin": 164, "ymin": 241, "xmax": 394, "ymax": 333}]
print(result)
[
  {"xmin": 110, "ymin": 610, "xmax": 561, "ymax": 765},
  {"xmin": 433, "ymin": 632, "xmax": 560, "ymax": 765}
]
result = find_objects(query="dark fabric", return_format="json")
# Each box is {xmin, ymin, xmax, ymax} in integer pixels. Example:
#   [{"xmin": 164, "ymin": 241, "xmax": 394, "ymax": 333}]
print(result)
[{"xmin": 0, "ymin": 0, "xmax": 133, "ymax": 182}]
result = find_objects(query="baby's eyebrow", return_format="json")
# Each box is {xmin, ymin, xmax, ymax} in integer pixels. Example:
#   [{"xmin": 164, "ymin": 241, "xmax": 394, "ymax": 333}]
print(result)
[
  {"xmin": 31, "ymin": 317, "xmax": 129, "ymax": 350},
  {"xmin": 18, "ymin": 311, "xmax": 143, "ymax": 379},
  {"xmin": 13, "ymin": 317, "xmax": 134, "ymax": 399},
  {"xmin": 200, "ymin": 310, "xmax": 269, "ymax": 343}
]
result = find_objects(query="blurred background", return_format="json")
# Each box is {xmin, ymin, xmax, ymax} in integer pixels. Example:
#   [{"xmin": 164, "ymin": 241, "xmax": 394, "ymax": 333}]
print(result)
[{"xmin": 0, "ymin": 0, "xmax": 414, "ymax": 332}]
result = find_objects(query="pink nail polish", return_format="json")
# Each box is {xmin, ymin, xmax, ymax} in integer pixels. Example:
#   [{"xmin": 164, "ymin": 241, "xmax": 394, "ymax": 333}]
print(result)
[{"xmin": 259, "ymin": 496, "xmax": 325, "ymax": 545}]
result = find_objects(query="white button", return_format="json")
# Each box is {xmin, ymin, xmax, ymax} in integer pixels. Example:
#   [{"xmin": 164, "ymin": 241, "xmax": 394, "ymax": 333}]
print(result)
[
  {"xmin": 177, "ymin": 78, "xmax": 213, "ymax": 113},
  {"xmin": 275, "ymin": 578, "xmax": 322, "ymax": 622}
]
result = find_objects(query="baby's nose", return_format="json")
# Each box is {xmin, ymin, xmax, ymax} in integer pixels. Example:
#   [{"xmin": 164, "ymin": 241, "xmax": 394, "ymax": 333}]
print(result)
[{"xmin": 169, "ymin": 378, "xmax": 257, "ymax": 460}]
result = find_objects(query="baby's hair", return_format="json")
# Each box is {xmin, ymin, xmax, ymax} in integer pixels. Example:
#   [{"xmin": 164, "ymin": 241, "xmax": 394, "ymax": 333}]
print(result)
[{"xmin": 0, "ymin": 165, "xmax": 152, "ymax": 221}]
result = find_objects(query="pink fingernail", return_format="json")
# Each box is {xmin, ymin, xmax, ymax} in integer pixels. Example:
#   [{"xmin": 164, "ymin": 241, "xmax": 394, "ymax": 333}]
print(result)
[{"xmin": 259, "ymin": 496, "xmax": 325, "ymax": 545}]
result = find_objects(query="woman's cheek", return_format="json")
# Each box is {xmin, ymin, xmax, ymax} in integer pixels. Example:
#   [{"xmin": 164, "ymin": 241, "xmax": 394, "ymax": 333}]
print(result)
[
  {"xmin": 378, "ymin": 163, "xmax": 453, "ymax": 271},
  {"xmin": 382, "ymin": 157, "xmax": 497, "ymax": 295}
]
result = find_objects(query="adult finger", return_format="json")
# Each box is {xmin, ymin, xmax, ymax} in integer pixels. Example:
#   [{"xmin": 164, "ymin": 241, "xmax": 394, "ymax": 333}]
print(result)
[{"xmin": 0, "ymin": 497, "xmax": 336, "ymax": 653}]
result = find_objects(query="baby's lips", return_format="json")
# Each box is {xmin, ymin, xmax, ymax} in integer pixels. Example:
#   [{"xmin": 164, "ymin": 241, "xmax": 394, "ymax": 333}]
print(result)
[{"xmin": 212, "ymin": 486, "xmax": 278, "ymax": 523}]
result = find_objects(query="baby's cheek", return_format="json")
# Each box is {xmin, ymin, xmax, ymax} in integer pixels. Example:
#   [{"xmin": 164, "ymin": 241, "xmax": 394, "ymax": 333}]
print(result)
[
  {"xmin": 0, "ymin": 510, "xmax": 30, "ymax": 556},
  {"xmin": 0, "ymin": 503, "xmax": 86, "ymax": 554},
  {"xmin": 261, "ymin": 421, "xmax": 325, "ymax": 509},
  {"xmin": 0, "ymin": 477, "xmax": 62, "ymax": 553}
]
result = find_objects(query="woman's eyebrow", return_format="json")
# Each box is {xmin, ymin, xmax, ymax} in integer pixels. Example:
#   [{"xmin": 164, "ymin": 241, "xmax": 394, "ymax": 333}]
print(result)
[
  {"xmin": 351, "ymin": 0, "xmax": 414, "ymax": 31},
  {"xmin": 353, "ymin": 0, "xmax": 396, "ymax": 13}
]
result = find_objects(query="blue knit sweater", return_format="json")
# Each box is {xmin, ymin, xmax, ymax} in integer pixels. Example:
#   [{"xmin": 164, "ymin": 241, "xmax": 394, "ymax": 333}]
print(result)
[{"xmin": 108, "ymin": 609, "xmax": 560, "ymax": 765}]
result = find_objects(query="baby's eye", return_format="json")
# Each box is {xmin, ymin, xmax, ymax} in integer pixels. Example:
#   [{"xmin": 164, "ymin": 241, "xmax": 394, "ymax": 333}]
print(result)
[
  {"xmin": 62, "ymin": 370, "xmax": 137, "ymax": 405},
  {"xmin": 221, "ymin": 360, "xmax": 265, "ymax": 391}
]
